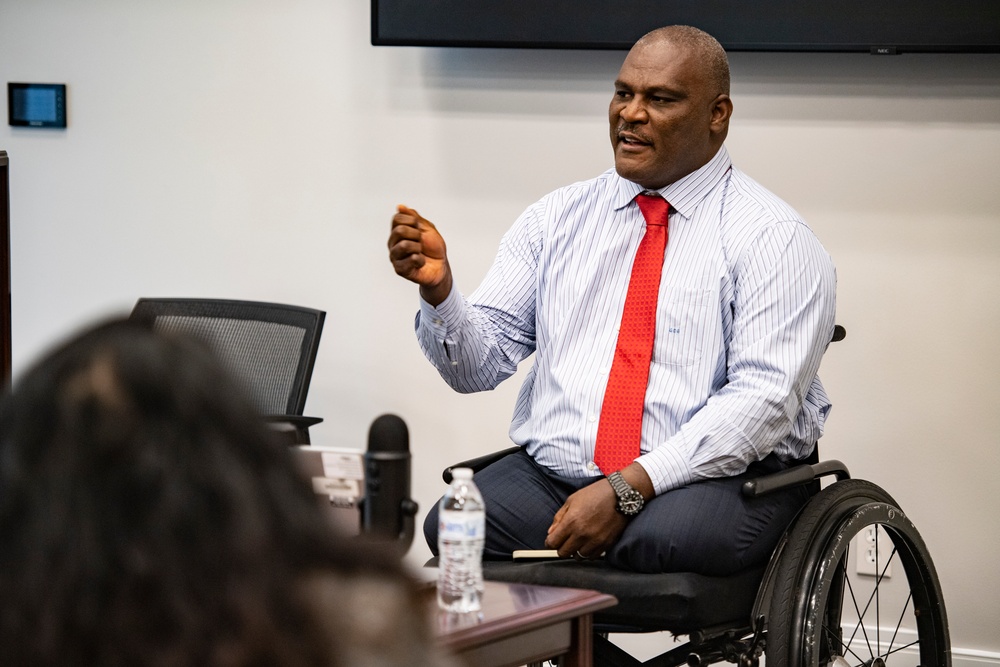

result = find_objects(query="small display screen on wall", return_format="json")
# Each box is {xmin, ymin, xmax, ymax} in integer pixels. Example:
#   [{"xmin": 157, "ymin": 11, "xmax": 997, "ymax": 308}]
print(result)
[{"xmin": 7, "ymin": 83, "xmax": 67, "ymax": 128}]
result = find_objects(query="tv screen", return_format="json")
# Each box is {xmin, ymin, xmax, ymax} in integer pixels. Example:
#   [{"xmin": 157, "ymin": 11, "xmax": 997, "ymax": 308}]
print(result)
[{"xmin": 371, "ymin": 1, "xmax": 1000, "ymax": 54}]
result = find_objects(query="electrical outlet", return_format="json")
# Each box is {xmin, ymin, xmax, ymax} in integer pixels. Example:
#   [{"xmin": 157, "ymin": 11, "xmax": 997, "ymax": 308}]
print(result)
[{"xmin": 856, "ymin": 524, "xmax": 892, "ymax": 578}]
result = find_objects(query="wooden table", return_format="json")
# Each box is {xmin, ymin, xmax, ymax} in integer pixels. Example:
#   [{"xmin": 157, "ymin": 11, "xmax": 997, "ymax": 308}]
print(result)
[{"xmin": 434, "ymin": 579, "xmax": 617, "ymax": 667}]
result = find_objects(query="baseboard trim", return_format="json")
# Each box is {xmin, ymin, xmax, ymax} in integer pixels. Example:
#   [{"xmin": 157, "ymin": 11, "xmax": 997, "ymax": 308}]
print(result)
[
  {"xmin": 846, "ymin": 626, "xmax": 1000, "ymax": 667},
  {"xmin": 954, "ymin": 649, "xmax": 1000, "ymax": 667},
  {"xmin": 609, "ymin": 628, "xmax": 1000, "ymax": 667}
]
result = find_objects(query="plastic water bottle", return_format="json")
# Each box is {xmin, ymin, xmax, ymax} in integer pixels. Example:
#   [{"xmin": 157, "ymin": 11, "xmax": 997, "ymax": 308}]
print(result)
[{"xmin": 437, "ymin": 467, "xmax": 485, "ymax": 613}]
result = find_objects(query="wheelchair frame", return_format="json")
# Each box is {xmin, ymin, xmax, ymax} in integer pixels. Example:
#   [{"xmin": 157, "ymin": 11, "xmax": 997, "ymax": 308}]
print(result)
[{"xmin": 444, "ymin": 451, "xmax": 950, "ymax": 667}]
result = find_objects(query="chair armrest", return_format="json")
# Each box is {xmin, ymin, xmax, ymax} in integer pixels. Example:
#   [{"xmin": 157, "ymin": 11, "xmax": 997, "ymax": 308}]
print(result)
[
  {"xmin": 741, "ymin": 459, "xmax": 850, "ymax": 498},
  {"xmin": 263, "ymin": 415, "xmax": 323, "ymax": 445},
  {"xmin": 263, "ymin": 415, "xmax": 324, "ymax": 427},
  {"xmin": 443, "ymin": 446, "xmax": 522, "ymax": 484}
]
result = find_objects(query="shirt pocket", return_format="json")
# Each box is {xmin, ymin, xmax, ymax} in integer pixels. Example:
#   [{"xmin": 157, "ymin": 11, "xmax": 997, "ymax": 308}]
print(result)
[{"xmin": 652, "ymin": 287, "xmax": 711, "ymax": 366}]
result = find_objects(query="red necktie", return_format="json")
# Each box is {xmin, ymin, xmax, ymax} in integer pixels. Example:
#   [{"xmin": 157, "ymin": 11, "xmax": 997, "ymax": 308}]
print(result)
[{"xmin": 593, "ymin": 193, "xmax": 670, "ymax": 475}]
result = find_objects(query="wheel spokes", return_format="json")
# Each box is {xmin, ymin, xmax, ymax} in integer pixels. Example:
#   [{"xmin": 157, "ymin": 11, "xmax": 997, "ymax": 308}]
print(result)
[{"xmin": 825, "ymin": 542, "xmax": 917, "ymax": 667}]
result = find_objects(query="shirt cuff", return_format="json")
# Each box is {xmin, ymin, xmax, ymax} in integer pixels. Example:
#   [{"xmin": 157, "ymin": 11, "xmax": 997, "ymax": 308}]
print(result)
[
  {"xmin": 418, "ymin": 284, "xmax": 465, "ymax": 331},
  {"xmin": 636, "ymin": 441, "xmax": 694, "ymax": 495}
]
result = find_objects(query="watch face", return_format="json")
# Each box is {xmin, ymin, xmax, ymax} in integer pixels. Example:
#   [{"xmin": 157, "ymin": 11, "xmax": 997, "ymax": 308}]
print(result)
[
  {"xmin": 609, "ymin": 472, "xmax": 644, "ymax": 515},
  {"xmin": 618, "ymin": 490, "xmax": 644, "ymax": 515}
]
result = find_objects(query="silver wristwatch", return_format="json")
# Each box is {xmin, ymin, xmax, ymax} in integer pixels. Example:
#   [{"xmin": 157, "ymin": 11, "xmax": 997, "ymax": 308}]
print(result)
[{"xmin": 607, "ymin": 471, "xmax": 644, "ymax": 516}]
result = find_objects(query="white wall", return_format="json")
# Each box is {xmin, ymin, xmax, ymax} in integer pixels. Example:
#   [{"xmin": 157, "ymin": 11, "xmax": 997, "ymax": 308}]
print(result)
[{"xmin": 2, "ymin": 0, "xmax": 999, "ymax": 654}]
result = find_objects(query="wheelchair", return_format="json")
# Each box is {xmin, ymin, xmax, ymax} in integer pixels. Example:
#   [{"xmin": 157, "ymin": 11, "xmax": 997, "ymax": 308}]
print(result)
[{"xmin": 441, "ymin": 446, "xmax": 950, "ymax": 667}]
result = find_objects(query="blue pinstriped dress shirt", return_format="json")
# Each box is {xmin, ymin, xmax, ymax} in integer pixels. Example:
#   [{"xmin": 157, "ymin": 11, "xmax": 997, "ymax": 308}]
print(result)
[{"xmin": 416, "ymin": 146, "xmax": 837, "ymax": 496}]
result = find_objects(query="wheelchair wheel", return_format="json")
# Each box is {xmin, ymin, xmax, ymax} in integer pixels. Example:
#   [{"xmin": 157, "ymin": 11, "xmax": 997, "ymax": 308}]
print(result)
[{"xmin": 766, "ymin": 479, "xmax": 949, "ymax": 667}]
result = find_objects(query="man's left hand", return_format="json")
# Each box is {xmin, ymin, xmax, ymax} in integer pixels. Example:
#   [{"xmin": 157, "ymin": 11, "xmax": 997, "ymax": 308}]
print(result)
[{"xmin": 544, "ymin": 480, "xmax": 628, "ymax": 559}]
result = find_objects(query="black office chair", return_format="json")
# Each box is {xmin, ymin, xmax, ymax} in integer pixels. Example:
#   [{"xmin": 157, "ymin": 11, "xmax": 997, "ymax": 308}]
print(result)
[
  {"xmin": 130, "ymin": 298, "xmax": 325, "ymax": 444},
  {"xmin": 437, "ymin": 325, "xmax": 950, "ymax": 667}
]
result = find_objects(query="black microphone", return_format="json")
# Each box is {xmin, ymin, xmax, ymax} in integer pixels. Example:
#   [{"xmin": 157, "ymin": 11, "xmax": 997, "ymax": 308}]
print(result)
[{"xmin": 361, "ymin": 413, "xmax": 418, "ymax": 551}]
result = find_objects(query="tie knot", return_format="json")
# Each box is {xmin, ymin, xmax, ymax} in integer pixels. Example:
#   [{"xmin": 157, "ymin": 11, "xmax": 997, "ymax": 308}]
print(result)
[{"xmin": 636, "ymin": 193, "xmax": 669, "ymax": 227}]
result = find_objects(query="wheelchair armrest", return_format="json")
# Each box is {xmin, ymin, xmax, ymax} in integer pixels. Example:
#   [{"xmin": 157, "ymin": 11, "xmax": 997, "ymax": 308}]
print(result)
[
  {"xmin": 741, "ymin": 459, "xmax": 851, "ymax": 498},
  {"xmin": 443, "ymin": 446, "xmax": 522, "ymax": 484}
]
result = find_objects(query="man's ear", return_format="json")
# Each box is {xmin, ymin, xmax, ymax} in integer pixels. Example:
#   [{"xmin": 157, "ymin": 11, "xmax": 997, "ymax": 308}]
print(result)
[{"xmin": 710, "ymin": 94, "xmax": 733, "ymax": 134}]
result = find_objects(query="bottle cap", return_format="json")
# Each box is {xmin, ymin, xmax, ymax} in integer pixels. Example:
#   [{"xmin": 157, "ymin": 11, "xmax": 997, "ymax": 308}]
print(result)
[{"xmin": 451, "ymin": 467, "xmax": 473, "ymax": 481}]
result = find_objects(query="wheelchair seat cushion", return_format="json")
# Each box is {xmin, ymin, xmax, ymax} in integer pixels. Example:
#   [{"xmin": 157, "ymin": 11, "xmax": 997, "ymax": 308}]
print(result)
[{"xmin": 483, "ymin": 559, "xmax": 765, "ymax": 634}]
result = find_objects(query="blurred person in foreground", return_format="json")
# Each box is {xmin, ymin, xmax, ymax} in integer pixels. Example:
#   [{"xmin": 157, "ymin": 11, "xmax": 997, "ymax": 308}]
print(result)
[{"xmin": 0, "ymin": 318, "xmax": 453, "ymax": 667}]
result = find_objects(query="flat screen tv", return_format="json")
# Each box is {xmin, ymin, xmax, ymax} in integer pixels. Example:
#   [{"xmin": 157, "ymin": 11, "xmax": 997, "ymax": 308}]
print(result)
[{"xmin": 371, "ymin": 1, "xmax": 1000, "ymax": 54}]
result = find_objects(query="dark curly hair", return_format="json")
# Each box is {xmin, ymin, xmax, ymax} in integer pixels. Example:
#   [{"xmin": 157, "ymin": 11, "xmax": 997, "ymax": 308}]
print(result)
[{"xmin": 0, "ymin": 319, "xmax": 438, "ymax": 666}]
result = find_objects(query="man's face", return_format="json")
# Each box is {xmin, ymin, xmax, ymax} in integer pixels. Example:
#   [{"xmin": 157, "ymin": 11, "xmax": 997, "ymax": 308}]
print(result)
[{"xmin": 609, "ymin": 39, "xmax": 730, "ymax": 190}]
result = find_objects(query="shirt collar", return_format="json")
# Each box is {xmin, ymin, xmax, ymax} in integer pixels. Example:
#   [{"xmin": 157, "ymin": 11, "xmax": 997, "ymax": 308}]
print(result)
[{"xmin": 612, "ymin": 145, "xmax": 732, "ymax": 218}]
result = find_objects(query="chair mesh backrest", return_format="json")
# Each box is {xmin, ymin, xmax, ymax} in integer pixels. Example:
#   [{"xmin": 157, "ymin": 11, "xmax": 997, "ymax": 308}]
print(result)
[{"xmin": 129, "ymin": 299, "xmax": 325, "ymax": 416}]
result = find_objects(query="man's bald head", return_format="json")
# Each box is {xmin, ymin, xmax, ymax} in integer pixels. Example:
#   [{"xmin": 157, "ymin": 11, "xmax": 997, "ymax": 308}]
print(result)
[{"xmin": 633, "ymin": 25, "xmax": 730, "ymax": 99}]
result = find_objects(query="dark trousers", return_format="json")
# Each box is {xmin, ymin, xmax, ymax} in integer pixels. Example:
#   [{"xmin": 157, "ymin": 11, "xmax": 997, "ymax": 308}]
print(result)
[{"xmin": 423, "ymin": 448, "xmax": 812, "ymax": 575}]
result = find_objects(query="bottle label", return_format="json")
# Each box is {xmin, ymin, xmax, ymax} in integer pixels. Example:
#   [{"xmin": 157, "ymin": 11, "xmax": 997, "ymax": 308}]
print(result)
[{"xmin": 439, "ymin": 511, "xmax": 484, "ymax": 540}]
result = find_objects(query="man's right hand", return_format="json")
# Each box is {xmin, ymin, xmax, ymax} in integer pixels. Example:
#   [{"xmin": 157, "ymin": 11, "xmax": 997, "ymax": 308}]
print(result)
[{"xmin": 388, "ymin": 205, "xmax": 453, "ymax": 306}]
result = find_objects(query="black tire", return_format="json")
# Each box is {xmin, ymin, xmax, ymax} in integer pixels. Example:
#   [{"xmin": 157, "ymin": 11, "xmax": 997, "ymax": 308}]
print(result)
[{"xmin": 766, "ymin": 479, "xmax": 950, "ymax": 667}]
